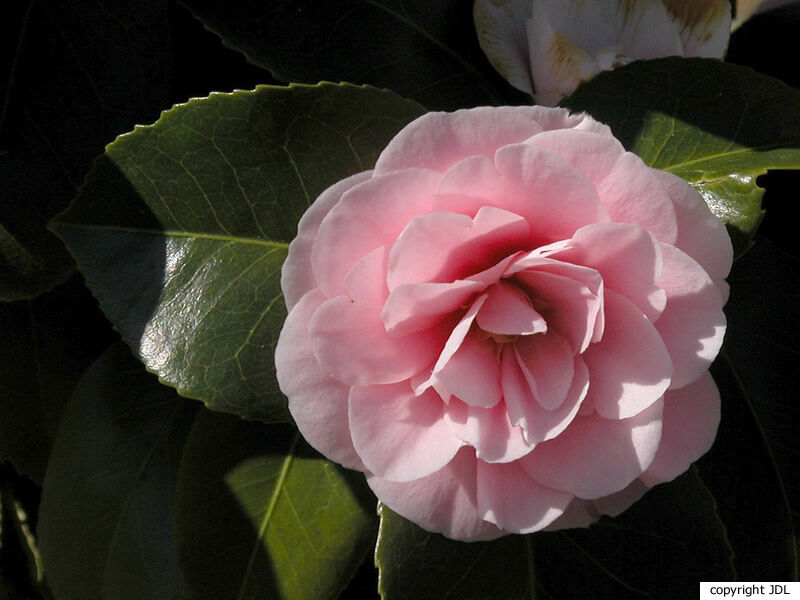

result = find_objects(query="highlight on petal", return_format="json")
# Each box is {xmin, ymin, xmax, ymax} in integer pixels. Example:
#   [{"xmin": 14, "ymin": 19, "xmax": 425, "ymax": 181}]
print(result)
[
  {"xmin": 368, "ymin": 448, "xmax": 505, "ymax": 542},
  {"xmin": 640, "ymin": 372, "xmax": 721, "ymax": 486},
  {"xmin": 477, "ymin": 460, "xmax": 572, "ymax": 533},
  {"xmin": 520, "ymin": 399, "xmax": 664, "ymax": 499},
  {"xmin": 349, "ymin": 383, "xmax": 462, "ymax": 482},
  {"xmin": 276, "ymin": 290, "xmax": 364, "ymax": 470},
  {"xmin": 583, "ymin": 289, "xmax": 672, "ymax": 419},
  {"xmin": 655, "ymin": 244, "xmax": 727, "ymax": 389}
]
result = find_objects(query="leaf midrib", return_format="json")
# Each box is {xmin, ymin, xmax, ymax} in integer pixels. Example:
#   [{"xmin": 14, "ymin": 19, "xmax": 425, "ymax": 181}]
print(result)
[
  {"xmin": 51, "ymin": 222, "xmax": 290, "ymax": 250},
  {"xmin": 236, "ymin": 432, "xmax": 300, "ymax": 600}
]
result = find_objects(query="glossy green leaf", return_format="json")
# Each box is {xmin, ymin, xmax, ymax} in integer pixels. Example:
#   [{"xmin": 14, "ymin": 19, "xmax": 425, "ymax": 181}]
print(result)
[
  {"xmin": 377, "ymin": 469, "xmax": 733, "ymax": 600},
  {"xmin": 37, "ymin": 343, "xmax": 196, "ymax": 600},
  {"xmin": 699, "ymin": 238, "xmax": 800, "ymax": 579},
  {"xmin": 179, "ymin": 0, "xmax": 524, "ymax": 111},
  {"xmin": 175, "ymin": 410, "xmax": 377, "ymax": 600},
  {"xmin": 0, "ymin": 0, "xmax": 172, "ymax": 299},
  {"xmin": 562, "ymin": 57, "xmax": 800, "ymax": 255},
  {"xmin": 0, "ymin": 275, "xmax": 116, "ymax": 483},
  {"xmin": 51, "ymin": 82, "xmax": 425, "ymax": 421}
]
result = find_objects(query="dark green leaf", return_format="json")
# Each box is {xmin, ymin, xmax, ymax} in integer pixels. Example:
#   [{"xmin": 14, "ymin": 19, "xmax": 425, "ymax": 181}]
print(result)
[
  {"xmin": 0, "ymin": 275, "xmax": 116, "ymax": 483},
  {"xmin": 0, "ymin": 0, "xmax": 173, "ymax": 299},
  {"xmin": 175, "ymin": 410, "xmax": 377, "ymax": 600},
  {"xmin": 377, "ymin": 469, "xmax": 733, "ymax": 600},
  {"xmin": 51, "ymin": 82, "xmax": 425, "ymax": 421},
  {"xmin": 699, "ymin": 238, "xmax": 799, "ymax": 579},
  {"xmin": 37, "ymin": 343, "xmax": 196, "ymax": 600},
  {"xmin": 180, "ymin": 0, "xmax": 523, "ymax": 110},
  {"xmin": 562, "ymin": 57, "xmax": 800, "ymax": 255}
]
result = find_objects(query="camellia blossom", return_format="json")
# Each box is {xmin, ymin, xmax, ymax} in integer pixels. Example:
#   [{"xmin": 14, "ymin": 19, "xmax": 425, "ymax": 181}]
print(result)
[
  {"xmin": 275, "ymin": 106, "xmax": 732, "ymax": 541},
  {"xmin": 474, "ymin": 0, "xmax": 732, "ymax": 106}
]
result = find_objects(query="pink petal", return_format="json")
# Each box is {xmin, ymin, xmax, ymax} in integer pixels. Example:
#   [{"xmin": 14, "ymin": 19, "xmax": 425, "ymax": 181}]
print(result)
[
  {"xmin": 502, "ymin": 348, "xmax": 589, "ymax": 444},
  {"xmin": 494, "ymin": 143, "xmax": 608, "ymax": 243},
  {"xmin": 596, "ymin": 152, "xmax": 679, "ymax": 244},
  {"xmin": 543, "ymin": 479, "xmax": 648, "ymax": 531},
  {"xmin": 349, "ymin": 383, "xmax": 461, "ymax": 482},
  {"xmin": 282, "ymin": 171, "xmax": 372, "ymax": 310},
  {"xmin": 527, "ymin": 129, "xmax": 625, "ymax": 182},
  {"xmin": 640, "ymin": 372, "xmax": 721, "ymax": 487},
  {"xmin": 434, "ymin": 155, "xmax": 509, "ymax": 217},
  {"xmin": 310, "ymin": 248, "xmax": 443, "ymax": 385},
  {"xmin": 552, "ymin": 223, "xmax": 667, "ymax": 321},
  {"xmin": 512, "ymin": 264, "xmax": 603, "ymax": 354},
  {"xmin": 368, "ymin": 448, "xmax": 505, "ymax": 541},
  {"xmin": 443, "ymin": 398, "xmax": 534, "ymax": 463},
  {"xmin": 476, "ymin": 461, "xmax": 572, "ymax": 533},
  {"xmin": 514, "ymin": 331, "xmax": 575, "ymax": 411},
  {"xmin": 275, "ymin": 289, "xmax": 364, "ymax": 470},
  {"xmin": 374, "ymin": 107, "xmax": 589, "ymax": 175},
  {"xmin": 311, "ymin": 168, "xmax": 440, "ymax": 297},
  {"xmin": 476, "ymin": 280, "xmax": 547, "ymax": 335},
  {"xmin": 387, "ymin": 206, "xmax": 530, "ymax": 290},
  {"xmin": 436, "ymin": 330, "xmax": 503, "ymax": 409},
  {"xmin": 652, "ymin": 169, "xmax": 733, "ymax": 296},
  {"xmin": 656, "ymin": 244, "xmax": 727, "ymax": 389},
  {"xmin": 382, "ymin": 279, "xmax": 483, "ymax": 337},
  {"xmin": 417, "ymin": 294, "xmax": 487, "ymax": 396},
  {"xmin": 520, "ymin": 399, "xmax": 664, "ymax": 499},
  {"xmin": 583, "ymin": 289, "xmax": 673, "ymax": 419}
]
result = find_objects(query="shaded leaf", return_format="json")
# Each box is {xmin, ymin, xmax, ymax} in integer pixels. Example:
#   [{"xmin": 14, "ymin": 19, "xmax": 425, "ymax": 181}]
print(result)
[
  {"xmin": 0, "ymin": 275, "xmax": 116, "ymax": 483},
  {"xmin": 0, "ymin": 0, "xmax": 173, "ymax": 299},
  {"xmin": 175, "ymin": 410, "xmax": 377, "ymax": 600},
  {"xmin": 377, "ymin": 469, "xmax": 733, "ymax": 599},
  {"xmin": 37, "ymin": 343, "xmax": 196, "ymax": 600},
  {"xmin": 51, "ymin": 83, "xmax": 425, "ymax": 421},
  {"xmin": 180, "ymin": 0, "xmax": 523, "ymax": 110},
  {"xmin": 699, "ymin": 237, "xmax": 799, "ymax": 579},
  {"xmin": 562, "ymin": 57, "xmax": 800, "ymax": 255}
]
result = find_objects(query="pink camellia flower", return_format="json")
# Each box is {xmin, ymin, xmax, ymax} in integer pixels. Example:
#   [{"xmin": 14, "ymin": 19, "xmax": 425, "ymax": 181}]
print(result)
[
  {"xmin": 275, "ymin": 106, "xmax": 732, "ymax": 541},
  {"xmin": 474, "ymin": 0, "xmax": 732, "ymax": 106}
]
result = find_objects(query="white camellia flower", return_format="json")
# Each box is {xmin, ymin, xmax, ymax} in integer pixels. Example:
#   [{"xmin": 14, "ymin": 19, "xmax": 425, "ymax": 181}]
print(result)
[{"xmin": 475, "ymin": 0, "xmax": 732, "ymax": 106}]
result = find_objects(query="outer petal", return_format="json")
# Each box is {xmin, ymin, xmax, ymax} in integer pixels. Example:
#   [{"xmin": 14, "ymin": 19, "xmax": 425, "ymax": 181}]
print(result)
[
  {"xmin": 311, "ymin": 168, "xmax": 440, "ymax": 298},
  {"xmin": 443, "ymin": 399, "xmax": 534, "ymax": 463},
  {"xmin": 543, "ymin": 479, "xmax": 649, "ymax": 530},
  {"xmin": 526, "ymin": 129, "xmax": 625, "ymax": 182},
  {"xmin": 520, "ymin": 399, "xmax": 664, "ymax": 499},
  {"xmin": 594, "ymin": 152, "xmax": 679, "ymax": 245},
  {"xmin": 583, "ymin": 289, "xmax": 673, "ymax": 419},
  {"xmin": 477, "ymin": 461, "xmax": 572, "ymax": 533},
  {"xmin": 640, "ymin": 372, "xmax": 721, "ymax": 486},
  {"xmin": 652, "ymin": 169, "xmax": 733, "ymax": 296},
  {"xmin": 275, "ymin": 289, "xmax": 364, "ymax": 470},
  {"xmin": 368, "ymin": 448, "xmax": 505, "ymax": 541},
  {"xmin": 474, "ymin": 0, "xmax": 535, "ymax": 94},
  {"xmin": 282, "ymin": 171, "xmax": 372, "ymax": 310},
  {"xmin": 656, "ymin": 244, "xmax": 727, "ymax": 389},
  {"xmin": 310, "ymin": 248, "xmax": 444, "ymax": 386},
  {"xmin": 374, "ymin": 106, "xmax": 592, "ymax": 175},
  {"xmin": 349, "ymin": 383, "xmax": 462, "ymax": 482}
]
